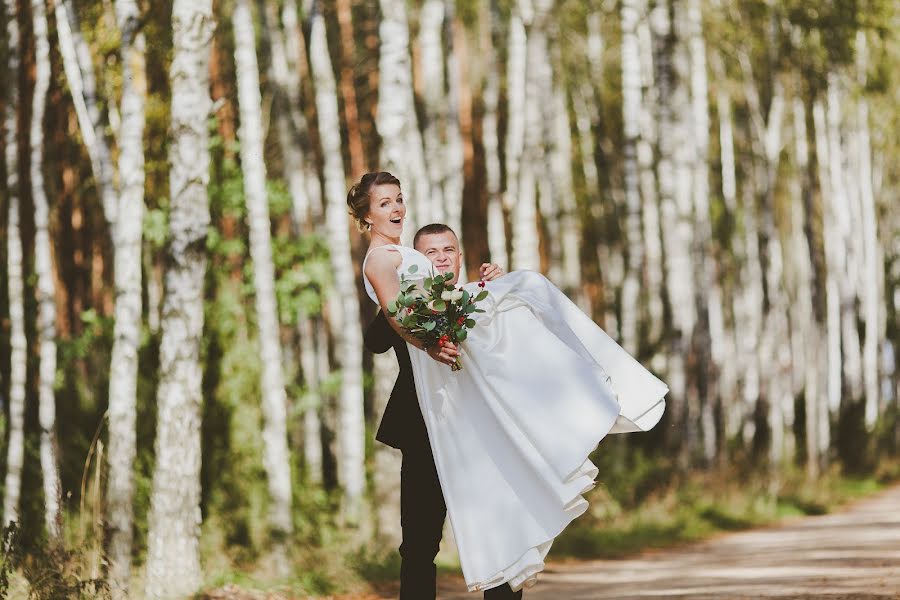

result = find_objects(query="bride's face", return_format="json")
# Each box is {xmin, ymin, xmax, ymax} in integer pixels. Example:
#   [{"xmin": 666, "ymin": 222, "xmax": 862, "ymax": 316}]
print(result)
[{"xmin": 365, "ymin": 183, "xmax": 406, "ymax": 237}]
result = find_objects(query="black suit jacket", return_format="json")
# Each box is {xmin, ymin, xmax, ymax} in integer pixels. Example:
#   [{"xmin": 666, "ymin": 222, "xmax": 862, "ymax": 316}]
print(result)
[{"xmin": 365, "ymin": 310, "xmax": 429, "ymax": 450}]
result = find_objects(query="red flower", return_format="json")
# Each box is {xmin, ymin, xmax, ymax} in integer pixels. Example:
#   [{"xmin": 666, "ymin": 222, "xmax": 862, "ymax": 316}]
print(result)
[{"xmin": 457, "ymin": 316, "xmax": 465, "ymax": 325}]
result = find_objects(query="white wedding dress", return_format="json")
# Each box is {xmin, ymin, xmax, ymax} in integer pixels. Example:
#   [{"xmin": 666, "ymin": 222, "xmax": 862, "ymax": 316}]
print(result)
[{"xmin": 363, "ymin": 244, "xmax": 668, "ymax": 592}]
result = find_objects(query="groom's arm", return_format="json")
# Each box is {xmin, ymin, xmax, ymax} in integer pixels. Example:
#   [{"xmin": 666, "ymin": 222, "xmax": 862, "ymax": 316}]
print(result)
[{"xmin": 364, "ymin": 310, "xmax": 398, "ymax": 354}]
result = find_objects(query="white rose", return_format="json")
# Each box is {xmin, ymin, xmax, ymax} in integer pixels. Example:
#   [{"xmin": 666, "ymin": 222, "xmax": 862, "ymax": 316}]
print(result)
[
  {"xmin": 449, "ymin": 290, "xmax": 464, "ymax": 301},
  {"xmin": 440, "ymin": 290, "xmax": 453, "ymax": 301}
]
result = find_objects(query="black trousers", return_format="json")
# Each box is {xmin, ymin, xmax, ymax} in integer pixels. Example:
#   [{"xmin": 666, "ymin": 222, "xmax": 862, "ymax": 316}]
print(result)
[{"xmin": 399, "ymin": 443, "xmax": 522, "ymax": 600}]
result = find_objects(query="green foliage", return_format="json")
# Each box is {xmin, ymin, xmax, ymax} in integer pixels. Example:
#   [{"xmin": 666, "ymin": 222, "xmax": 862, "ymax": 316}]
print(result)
[{"xmin": 0, "ymin": 522, "xmax": 108, "ymax": 599}]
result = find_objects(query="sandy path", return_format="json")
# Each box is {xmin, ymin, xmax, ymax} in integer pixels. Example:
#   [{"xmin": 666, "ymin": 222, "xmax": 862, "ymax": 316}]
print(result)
[{"xmin": 437, "ymin": 484, "xmax": 900, "ymax": 599}]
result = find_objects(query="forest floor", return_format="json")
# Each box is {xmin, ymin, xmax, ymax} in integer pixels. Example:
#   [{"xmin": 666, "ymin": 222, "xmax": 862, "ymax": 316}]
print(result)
[
  {"xmin": 433, "ymin": 482, "xmax": 900, "ymax": 599},
  {"xmin": 225, "ymin": 482, "xmax": 900, "ymax": 599}
]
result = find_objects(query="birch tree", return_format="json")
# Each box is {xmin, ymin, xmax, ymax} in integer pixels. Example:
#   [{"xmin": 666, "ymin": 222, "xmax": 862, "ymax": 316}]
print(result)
[
  {"xmin": 310, "ymin": 3, "xmax": 366, "ymax": 524},
  {"xmin": 233, "ymin": 0, "xmax": 294, "ymax": 558},
  {"xmin": 145, "ymin": 0, "xmax": 214, "ymax": 594},
  {"xmin": 377, "ymin": 0, "xmax": 431, "ymax": 239},
  {"xmin": 102, "ymin": 0, "xmax": 148, "ymax": 592},
  {"xmin": 504, "ymin": 0, "xmax": 528, "ymax": 265},
  {"xmin": 482, "ymin": 4, "xmax": 506, "ymax": 268},
  {"xmin": 30, "ymin": 0, "xmax": 63, "ymax": 541},
  {"xmin": 2, "ymin": 0, "xmax": 25, "ymax": 530},
  {"xmin": 512, "ymin": 0, "xmax": 545, "ymax": 271},
  {"xmin": 855, "ymin": 31, "xmax": 882, "ymax": 427},
  {"xmin": 619, "ymin": 0, "xmax": 644, "ymax": 354},
  {"xmin": 418, "ymin": 0, "xmax": 449, "ymax": 226}
]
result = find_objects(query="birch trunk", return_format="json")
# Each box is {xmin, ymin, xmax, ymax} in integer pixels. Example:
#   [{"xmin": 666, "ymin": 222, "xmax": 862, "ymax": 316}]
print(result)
[
  {"xmin": 54, "ymin": 0, "xmax": 117, "ymax": 225},
  {"xmin": 813, "ymin": 98, "xmax": 843, "ymax": 416},
  {"xmin": 418, "ymin": 0, "xmax": 448, "ymax": 226},
  {"xmin": 372, "ymin": 351, "xmax": 402, "ymax": 546},
  {"xmin": 234, "ymin": 0, "xmax": 294, "ymax": 554},
  {"xmin": 714, "ymin": 69, "xmax": 740, "ymax": 439},
  {"xmin": 504, "ymin": 0, "xmax": 527, "ymax": 255},
  {"xmin": 826, "ymin": 74, "xmax": 863, "ymax": 403},
  {"xmin": 512, "ymin": 0, "xmax": 545, "ymax": 272},
  {"xmin": 442, "ymin": 0, "xmax": 465, "ymax": 245},
  {"xmin": 550, "ymin": 84, "xmax": 582, "ymax": 299},
  {"xmin": 637, "ymin": 14, "xmax": 664, "ymax": 342},
  {"xmin": 482, "ymin": 5, "xmax": 506, "ymax": 269},
  {"xmin": 298, "ymin": 314, "xmax": 323, "ymax": 485},
  {"xmin": 145, "ymin": 1, "xmax": 213, "ymax": 594},
  {"xmin": 31, "ymin": 0, "xmax": 63, "ymax": 541},
  {"xmin": 264, "ymin": 0, "xmax": 317, "ymax": 234},
  {"xmin": 2, "ymin": 0, "xmax": 25, "ymax": 529},
  {"xmin": 791, "ymin": 96, "xmax": 827, "ymax": 476},
  {"xmin": 619, "ymin": 0, "xmax": 644, "ymax": 354},
  {"xmin": 377, "ymin": 0, "xmax": 431, "ymax": 240},
  {"xmin": 310, "ymin": 8, "xmax": 366, "ymax": 525},
  {"xmin": 106, "ymin": 0, "xmax": 147, "ymax": 592},
  {"xmin": 686, "ymin": 0, "xmax": 720, "ymax": 462},
  {"xmin": 651, "ymin": 0, "xmax": 694, "ymax": 450},
  {"xmin": 855, "ymin": 31, "xmax": 882, "ymax": 427}
]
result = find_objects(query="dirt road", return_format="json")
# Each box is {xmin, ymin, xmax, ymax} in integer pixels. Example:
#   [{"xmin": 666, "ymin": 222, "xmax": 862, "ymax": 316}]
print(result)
[{"xmin": 437, "ymin": 484, "xmax": 900, "ymax": 599}]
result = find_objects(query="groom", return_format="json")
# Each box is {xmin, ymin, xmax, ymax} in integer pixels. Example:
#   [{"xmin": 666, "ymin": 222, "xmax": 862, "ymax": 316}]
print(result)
[{"xmin": 364, "ymin": 223, "xmax": 520, "ymax": 600}]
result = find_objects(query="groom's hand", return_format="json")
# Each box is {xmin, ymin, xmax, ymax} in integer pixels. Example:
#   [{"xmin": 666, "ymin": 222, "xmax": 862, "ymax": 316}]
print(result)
[{"xmin": 479, "ymin": 263, "xmax": 504, "ymax": 281}]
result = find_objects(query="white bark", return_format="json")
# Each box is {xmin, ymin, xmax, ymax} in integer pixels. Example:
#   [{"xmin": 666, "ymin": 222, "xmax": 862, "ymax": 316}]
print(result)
[
  {"xmin": 377, "ymin": 0, "xmax": 431, "ymax": 240},
  {"xmin": 550, "ymin": 83, "xmax": 581, "ymax": 298},
  {"xmin": 637, "ymin": 13, "xmax": 664, "ymax": 342},
  {"xmin": 310, "ymin": 11, "xmax": 366, "ymax": 525},
  {"xmin": 298, "ymin": 314, "xmax": 323, "ymax": 485},
  {"xmin": 512, "ymin": 0, "xmax": 544, "ymax": 271},
  {"xmin": 687, "ymin": 0, "xmax": 720, "ymax": 462},
  {"xmin": 234, "ymin": 0, "xmax": 294, "ymax": 552},
  {"xmin": 855, "ymin": 31, "xmax": 882, "ymax": 427},
  {"xmin": 267, "ymin": 0, "xmax": 320, "ymax": 231},
  {"xmin": 504, "ymin": 1, "xmax": 527, "ymax": 243},
  {"xmin": 30, "ymin": 0, "xmax": 63, "ymax": 541},
  {"xmin": 826, "ymin": 74, "xmax": 863, "ymax": 403},
  {"xmin": 442, "ymin": 0, "xmax": 465, "ymax": 243},
  {"xmin": 54, "ymin": 0, "xmax": 118, "ymax": 225},
  {"xmin": 372, "ymin": 351, "xmax": 402, "ymax": 547},
  {"xmin": 106, "ymin": 0, "xmax": 146, "ymax": 593},
  {"xmin": 619, "ymin": 0, "xmax": 644, "ymax": 354},
  {"xmin": 482, "ymin": 8, "xmax": 506, "ymax": 269},
  {"xmin": 791, "ymin": 96, "xmax": 827, "ymax": 475},
  {"xmin": 3, "ymin": 0, "xmax": 25, "ymax": 529},
  {"xmin": 418, "ymin": 0, "xmax": 448, "ymax": 226},
  {"xmin": 813, "ymin": 98, "xmax": 843, "ymax": 416},
  {"xmin": 145, "ymin": 0, "xmax": 213, "ymax": 594}
]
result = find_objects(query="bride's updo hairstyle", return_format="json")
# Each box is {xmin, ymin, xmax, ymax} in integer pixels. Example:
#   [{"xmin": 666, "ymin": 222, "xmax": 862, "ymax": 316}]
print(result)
[{"xmin": 346, "ymin": 171, "xmax": 402, "ymax": 231}]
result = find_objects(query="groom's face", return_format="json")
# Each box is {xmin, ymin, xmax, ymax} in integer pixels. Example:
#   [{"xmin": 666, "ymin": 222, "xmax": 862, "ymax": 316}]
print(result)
[{"xmin": 415, "ymin": 231, "xmax": 462, "ymax": 285}]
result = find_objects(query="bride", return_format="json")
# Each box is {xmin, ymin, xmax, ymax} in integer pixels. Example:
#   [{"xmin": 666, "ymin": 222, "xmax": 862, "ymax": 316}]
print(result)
[{"xmin": 354, "ymin": 172, "xmax": 668, "ymax": 592}]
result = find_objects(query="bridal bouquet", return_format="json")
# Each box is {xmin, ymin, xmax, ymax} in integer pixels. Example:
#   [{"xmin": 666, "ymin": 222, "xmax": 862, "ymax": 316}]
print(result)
[{"xmin": 386, "ymin": 264, "xmax": 489, "ymax": 371}]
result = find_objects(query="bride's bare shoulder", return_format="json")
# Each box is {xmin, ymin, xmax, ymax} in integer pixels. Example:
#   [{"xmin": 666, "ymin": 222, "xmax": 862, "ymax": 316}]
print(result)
[{"xmin": 364, "ymin": 245, "xmax": 402, "ymax": 276}]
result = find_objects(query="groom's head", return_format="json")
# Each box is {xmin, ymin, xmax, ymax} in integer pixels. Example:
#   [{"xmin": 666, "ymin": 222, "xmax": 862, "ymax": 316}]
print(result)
[{"xmin": 414, "ymin": 224, "xmax": 462, "ymax": 284}]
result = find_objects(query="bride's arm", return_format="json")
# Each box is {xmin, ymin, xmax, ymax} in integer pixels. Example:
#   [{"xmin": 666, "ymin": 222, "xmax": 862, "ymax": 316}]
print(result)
[{"xmin": 364, "ymin": 252, "xmax": 459, "ymax": 367}]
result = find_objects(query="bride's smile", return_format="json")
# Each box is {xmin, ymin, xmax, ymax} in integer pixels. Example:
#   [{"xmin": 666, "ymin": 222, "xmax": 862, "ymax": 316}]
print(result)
[{"xmin": 364, "ymin": 182, "xmax": 406, "ymax": 243}]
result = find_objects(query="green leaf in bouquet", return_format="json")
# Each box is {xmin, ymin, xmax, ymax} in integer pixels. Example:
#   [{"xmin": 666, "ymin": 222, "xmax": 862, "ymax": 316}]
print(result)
[
  {"xmin": 475, "ymin": 290, "xmax": 489, "ymax": 301},
  {"xmin": 407, "ymin": 264, "xmax": 419, "ymax": 274},
  {"xmin": 424, "ymin": 277, "xmax": 433, "ymax": 290},
  {"xmin": 400, "ymin": 294, "xmax": 415, "ymax": 307},
  {"xmin": 464, "ymin": 303, "xmax": 476, "ymax": 313},
  {"xmin": 401, "ymin": 315, "xmax": 415, "ymax": 328},
  {"xmin": 465, "ymin": 319, "xmax": 476, "ymax": 328},
  {"xmin": 456, "ymin": 329, "xmax": 468, "ymax": 341},
  {"xmin": 387, "ymin": 300, "xmax": 398, "ymax": 315},
  {"xmin": 422, "ymin": 321, "xmax": 436, "ymax": 331},
  {"xmin": 401, "ymin": 280, "xmax": 416, "ymax": 293},
  {"xmin": 432, "ymin": 299, "xmax": 447, "ymax": 312},
  {"xmin": 461, "ymin": 289, "xmax": 470, "ymax": 304},
  {"xmin": 474, "ymin": 308, "xmax": 485, "ymax": 313}
]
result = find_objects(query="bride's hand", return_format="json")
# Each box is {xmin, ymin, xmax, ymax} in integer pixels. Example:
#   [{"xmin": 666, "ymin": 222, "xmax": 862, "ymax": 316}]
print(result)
[{"xmin": 427, "ymin": 340, "xmax": 459, "ymax": 367}]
